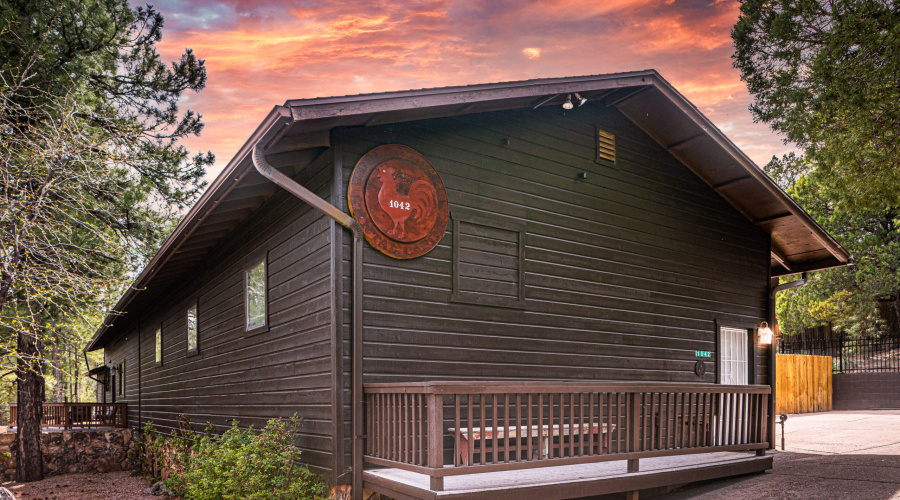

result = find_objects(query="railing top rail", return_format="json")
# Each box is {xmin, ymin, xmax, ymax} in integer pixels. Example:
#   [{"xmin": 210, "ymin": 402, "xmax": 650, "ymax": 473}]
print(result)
[
  {"xmin": 8, "ymin": 402, "xmax": 126, "ymax": 407},
  {"xmin": 363, "ymin": 381, "xmax": 771, "ymax": 395}
]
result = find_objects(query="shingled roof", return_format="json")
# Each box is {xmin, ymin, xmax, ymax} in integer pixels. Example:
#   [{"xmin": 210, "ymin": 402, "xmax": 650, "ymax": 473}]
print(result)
[{"xmin": 85, "ymin": 70, "xmax": 850, "ymax": 351}]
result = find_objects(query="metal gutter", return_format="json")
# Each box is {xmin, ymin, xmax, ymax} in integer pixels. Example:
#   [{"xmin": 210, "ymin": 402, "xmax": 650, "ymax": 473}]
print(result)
[
  {"xmin": 766, "ymin": 272, "xmax": 809, "ymax": 449},
  {"xmin": 770, "ymin": 272, "xmax": 808, "ymax": 299},
  {"xmin": 251, "ymin": 142, "xmax": 366, "ymax": 500}
]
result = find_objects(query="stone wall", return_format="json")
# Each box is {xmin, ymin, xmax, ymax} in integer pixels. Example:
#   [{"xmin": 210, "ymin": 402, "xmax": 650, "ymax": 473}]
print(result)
[{"xmin": 0, "ymin": 428, "xmax": 134, "ymax": 481}]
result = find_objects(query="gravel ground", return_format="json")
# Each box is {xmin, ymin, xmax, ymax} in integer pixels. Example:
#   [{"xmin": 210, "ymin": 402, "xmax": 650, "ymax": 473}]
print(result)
[{"xmin": 3, "ymin": 470, "xmax": 151, "ymax": 500}]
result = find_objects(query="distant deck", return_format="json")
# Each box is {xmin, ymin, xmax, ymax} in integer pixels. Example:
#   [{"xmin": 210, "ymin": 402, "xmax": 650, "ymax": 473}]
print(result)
[
  {"xmin": 365, "ymin": 451, "xmax": 772, "ymax": 500},
  {"xmin": 9, "ymin": 402, "xmax": 127, "ymax": 430}
]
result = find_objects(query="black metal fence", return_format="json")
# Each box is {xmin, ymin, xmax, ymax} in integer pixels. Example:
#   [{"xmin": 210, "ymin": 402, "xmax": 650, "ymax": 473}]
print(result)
[{"xmin": 779, "ymin": 334, "xmax": 900, "ymax": 373}]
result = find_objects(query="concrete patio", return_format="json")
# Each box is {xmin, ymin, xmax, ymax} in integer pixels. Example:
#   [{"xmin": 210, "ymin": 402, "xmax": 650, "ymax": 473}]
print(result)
[{"xmin": 660, "ymin": 410, "xmax": 900, "ymax": 499}]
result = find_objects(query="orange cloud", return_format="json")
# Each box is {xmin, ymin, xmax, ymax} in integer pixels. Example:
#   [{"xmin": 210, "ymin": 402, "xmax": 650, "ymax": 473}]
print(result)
[
  {"xmin": 522, "ymin": 48, "xmax": 541, "ymax": 59},
  {"xmin": 154, "ymin": 0, "xmax": 794, "ymax": 181}
]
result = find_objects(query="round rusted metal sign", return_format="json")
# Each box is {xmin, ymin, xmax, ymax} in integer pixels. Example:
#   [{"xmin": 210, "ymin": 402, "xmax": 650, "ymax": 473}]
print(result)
[{"xmin": 348, "ymin": 144, "xmax": 449, "ymax": 259}]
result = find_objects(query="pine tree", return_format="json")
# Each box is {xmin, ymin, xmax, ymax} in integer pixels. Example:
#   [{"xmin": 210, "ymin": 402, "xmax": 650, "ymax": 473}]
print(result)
[
  {"xmin": 733, "ymin": 0, "xmax": 900, "ymax": 209},
  {"xmin": 0, "ymin": 0, "xmax": 212, "ymax": 481}
]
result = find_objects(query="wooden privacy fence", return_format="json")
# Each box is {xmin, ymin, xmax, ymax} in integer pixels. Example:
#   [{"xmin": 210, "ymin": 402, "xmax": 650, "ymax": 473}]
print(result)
[
  {"xmin": 364, "ymin": 381, "xmax": 770, "ymax": 491},
  {"xmin": 776, "ymin": 354, "xmax": 832, "ymax": 414}
]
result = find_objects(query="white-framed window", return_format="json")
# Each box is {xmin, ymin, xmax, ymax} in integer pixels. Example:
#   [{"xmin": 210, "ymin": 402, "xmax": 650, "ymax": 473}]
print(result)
[
  {"xmin": 244, "ymin": 257, "xmax": 267, "ymax": 334},
  {"xmin": 118, "ymin": 362, "xmax": 125, "ymax": 396},
  {"xmin": 186, "ymin": 302, "xmax": 199, "ymax": 355},
  {"xmin": 155, "ymin": 326, "xmax": 162, "ymax": 366}
]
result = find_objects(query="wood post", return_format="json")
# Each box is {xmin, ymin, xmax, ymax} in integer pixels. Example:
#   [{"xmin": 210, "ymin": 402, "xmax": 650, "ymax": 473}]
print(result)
[
  {"xmin": 627, "ymin": 458, "xmax": 640, "ymax": 473},
  {"xmin": 427, "ymin": 393, "xmax": 444, "ymax": 491},
  {"xmin": 629, "ymin": 393, "xmax": 641, "ymax": 453}
]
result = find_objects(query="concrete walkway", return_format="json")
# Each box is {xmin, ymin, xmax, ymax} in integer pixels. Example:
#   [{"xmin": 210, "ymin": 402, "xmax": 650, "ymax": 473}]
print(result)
[{"xmin": 660, "ymin": 411, "xmax": 900, "ymax": 500}]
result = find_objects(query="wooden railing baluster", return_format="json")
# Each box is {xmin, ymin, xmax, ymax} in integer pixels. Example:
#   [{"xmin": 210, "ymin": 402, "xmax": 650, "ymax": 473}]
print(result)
[
  {"xmin": 480, "ymin": 394, "xmax": 486, "ymax": 466},
  {"xmin": 454, "ymin": 394, "xmax": 461, "ymax": 467},
  {"xmin": 492, "ymin": 394, "xmax": 498, "ymax": 464},
  {"xmin": 560, "ymin": 393, "xmax": 575, "ymax": 457},
  {"xmin": 504, "ymin": 394, "xmax": 510, "ymax": 462},
  {"xmin": 359, "ymin": 382, "xmax": 772, "ymax": 486},
  {"xmin": 515, "ymin": 394, "xmax": 522, "ymax": 462},
  {"xmin": 467, "ymin": 394, "xmax": 474, "ymax": 467},
  {"xmin": 547, "ymin": 393, "xmax": 553, "ymax": 459}
]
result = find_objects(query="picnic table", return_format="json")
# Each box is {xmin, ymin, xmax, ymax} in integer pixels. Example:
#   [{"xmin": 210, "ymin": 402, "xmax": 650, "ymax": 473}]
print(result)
[{"xmin": 448, "ymin": 423, "xmax": 615, "ymax": 465}]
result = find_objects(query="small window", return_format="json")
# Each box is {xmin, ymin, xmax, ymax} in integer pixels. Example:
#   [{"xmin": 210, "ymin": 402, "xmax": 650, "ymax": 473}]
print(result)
[
  {"xmin": 118, "ymin": 362, "xmax": 125, "ymax": 396},
  {"xmin": 155, "ymin": 327, "xmax": 162, "ymax": 366},
  {"xmin": 245, "ymin": 257, "xmax": 268, "ymax": 333},
  {"xmin": 186, "ymin": 303, "xmax": 199, "ymax": 355}
]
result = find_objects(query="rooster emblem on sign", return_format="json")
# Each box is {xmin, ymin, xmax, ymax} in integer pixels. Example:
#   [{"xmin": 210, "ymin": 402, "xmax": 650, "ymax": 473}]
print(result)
[{"xmin": 375, "ymin": 166, "xmax": 437, "ymax": 240}]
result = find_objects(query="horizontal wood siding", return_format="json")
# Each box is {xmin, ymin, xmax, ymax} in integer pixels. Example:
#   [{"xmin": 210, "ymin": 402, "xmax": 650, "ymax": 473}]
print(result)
[
  {"xmin": 130, "ymin": 152, "xmax": 336, "ymax": 477},
  {"xmin": 339, "ymin": 104, "xmax": 770, "ymax": 465},
  {"xmin": 103, "ymin": 325, "xmax": 140, "ymax": 425}
]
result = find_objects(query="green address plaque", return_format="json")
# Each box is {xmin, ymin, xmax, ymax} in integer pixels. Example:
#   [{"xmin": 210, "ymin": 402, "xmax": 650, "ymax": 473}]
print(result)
[{"xmin": 695, "ymin": 350, "xmax": 711, "ymax": 358}]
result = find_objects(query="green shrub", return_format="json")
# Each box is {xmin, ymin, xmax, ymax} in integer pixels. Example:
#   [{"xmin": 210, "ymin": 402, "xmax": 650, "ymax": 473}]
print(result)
[{"xmin": 136, "ymin": 415, "xmax": 328, "ymax": 500}]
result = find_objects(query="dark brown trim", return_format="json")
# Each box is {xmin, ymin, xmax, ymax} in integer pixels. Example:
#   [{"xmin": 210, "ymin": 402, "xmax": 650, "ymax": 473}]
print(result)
[
  {"xmin": 753, "ymin": 212, "xmax": 792, "ymax": 224},
  {"xmin": 712, "ymin": 176, "xmax": 752, "ymax": 191},
  {"xmin": 242, "ymin": 251, "xmax": 270, "ymax": 336},
  {"xmin": 364, "ymin": 381, "xmax": 771, "ymax": 394},
  {"xmin": 330, "ymin": 135, "xmax": 346, "ymax": 484},
  {"xmin": 137, "ymin": 321, "xmax": 141, "ymax": 429},
  {"xmin": 364, "ymin": 455, "xmax": 772, "ymax": 500},
  {"xmin": 714, "ymin": 319, "xmax": 759, "ymax": 385},
  {"xmin": 450, "ymin": 207, "xmax": 527, "ymax": 309},
  {"xmin": 604, "ymin": 86, "xmax": 651, "ymax": 108},
  {"xmin": 770, "ymin": 257, "xmax": 847, "ymax": 277}
]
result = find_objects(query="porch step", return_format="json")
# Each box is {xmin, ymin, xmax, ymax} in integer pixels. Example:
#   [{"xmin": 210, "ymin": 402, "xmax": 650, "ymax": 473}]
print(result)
[{"xmin": 364, "ymin": 451, "xmax": 772, "ymax": 500}]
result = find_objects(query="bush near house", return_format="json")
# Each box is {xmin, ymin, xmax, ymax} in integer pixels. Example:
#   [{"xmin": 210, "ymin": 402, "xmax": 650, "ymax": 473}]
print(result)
[{"xmin": 134, "ymin": 415, "xmax": 328, "ymax": 500}]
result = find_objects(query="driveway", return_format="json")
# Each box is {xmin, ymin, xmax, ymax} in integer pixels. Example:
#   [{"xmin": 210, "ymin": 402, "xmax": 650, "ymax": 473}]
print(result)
[{"xmin": 660, "ymin": 410, "xmax": 900, "ymax": 500}]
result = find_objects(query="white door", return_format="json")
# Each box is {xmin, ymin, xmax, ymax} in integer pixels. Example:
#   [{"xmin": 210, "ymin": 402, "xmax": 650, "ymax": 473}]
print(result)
[{"xmin": 717, "ymin": 327, "xmax": 749, "ymax": 444}]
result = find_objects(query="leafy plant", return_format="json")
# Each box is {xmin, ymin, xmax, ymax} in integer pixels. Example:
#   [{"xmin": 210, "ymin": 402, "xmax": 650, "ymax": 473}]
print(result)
[{"xmin": 135, "ymin": 415, "xmax": 328, "ymax": 500}]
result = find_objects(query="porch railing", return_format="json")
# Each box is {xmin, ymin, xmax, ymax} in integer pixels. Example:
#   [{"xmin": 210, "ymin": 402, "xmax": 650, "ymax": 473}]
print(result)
[
  {"xmin": 9, "ymin": 403, "xmax": 127, "ymax": 429},
  {"xmin": 364, "ymin": 381, "xmax": 770, "ymax": 491}
]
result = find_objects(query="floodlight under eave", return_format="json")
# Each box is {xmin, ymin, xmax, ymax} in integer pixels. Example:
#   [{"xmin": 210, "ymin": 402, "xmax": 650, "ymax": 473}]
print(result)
[
  {"xmin": 562, "ymin": 95, "xmax": 574, "ymax": 110},
  {"xmin": 574, "ymin": 92, "xmax": 587, "ymax": 107}
]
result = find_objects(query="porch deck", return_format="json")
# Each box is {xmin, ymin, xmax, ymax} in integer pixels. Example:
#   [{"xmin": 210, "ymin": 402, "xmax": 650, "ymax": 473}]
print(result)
[
  {"xmin": 359, "ymin": 381, "xmax": 773, "ymax": 500},
  {"xmin": 365, "ymin": 451, "xmax": 772, "ymax": 500}
]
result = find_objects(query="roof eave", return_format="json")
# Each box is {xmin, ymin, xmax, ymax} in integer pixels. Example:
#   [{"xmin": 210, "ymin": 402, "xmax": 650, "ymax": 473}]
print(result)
[{"xmin": 83, "ymin": 106, "xmax": 292, "ymax": 352}]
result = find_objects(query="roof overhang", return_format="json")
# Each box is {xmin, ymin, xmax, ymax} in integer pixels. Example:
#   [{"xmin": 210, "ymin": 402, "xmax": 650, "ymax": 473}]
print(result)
[{"xmin": 84, "ymin": 70, "xmax": 850, "ymax": 352}]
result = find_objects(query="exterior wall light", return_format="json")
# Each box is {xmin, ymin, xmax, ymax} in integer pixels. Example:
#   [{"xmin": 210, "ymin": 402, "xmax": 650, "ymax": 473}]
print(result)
[
  {"xmin": 758, "ymin": 321, "xmax": 774, "ymax": 344},
  {"xmin": 574, "ymin": 92, "xmax": 587, "ymax": 107},
  {"xmin": 562, "ymin": 94, "xmax": 574, "ymax": 110}
]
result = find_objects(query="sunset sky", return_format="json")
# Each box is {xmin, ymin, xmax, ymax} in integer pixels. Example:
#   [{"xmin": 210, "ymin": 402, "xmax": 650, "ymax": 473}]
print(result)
[{"xmin": 151, "ymin": 0, "xmax": 794, "ymax": 180}]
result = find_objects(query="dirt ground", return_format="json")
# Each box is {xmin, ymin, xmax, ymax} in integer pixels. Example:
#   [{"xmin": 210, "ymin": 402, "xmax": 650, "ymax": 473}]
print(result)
[
  {"xmin": 660, "ymin": 410, "xmax": 900, "ymax": 499},
  {"xmin": 2, "ymin": 470, "xmax": 149, "ymax": 500}
]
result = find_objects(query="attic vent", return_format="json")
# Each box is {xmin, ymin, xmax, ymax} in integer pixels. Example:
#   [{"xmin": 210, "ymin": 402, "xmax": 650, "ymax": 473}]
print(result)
[{"xmin": 596, "ymin": 128, "xmax": 616, "ymax": 164}]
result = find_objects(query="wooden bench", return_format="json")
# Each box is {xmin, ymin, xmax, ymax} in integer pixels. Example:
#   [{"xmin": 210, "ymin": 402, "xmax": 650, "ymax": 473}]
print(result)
[{"xmin": 448, "ymin": 423, "xmax": 615, "ymax": 466}]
